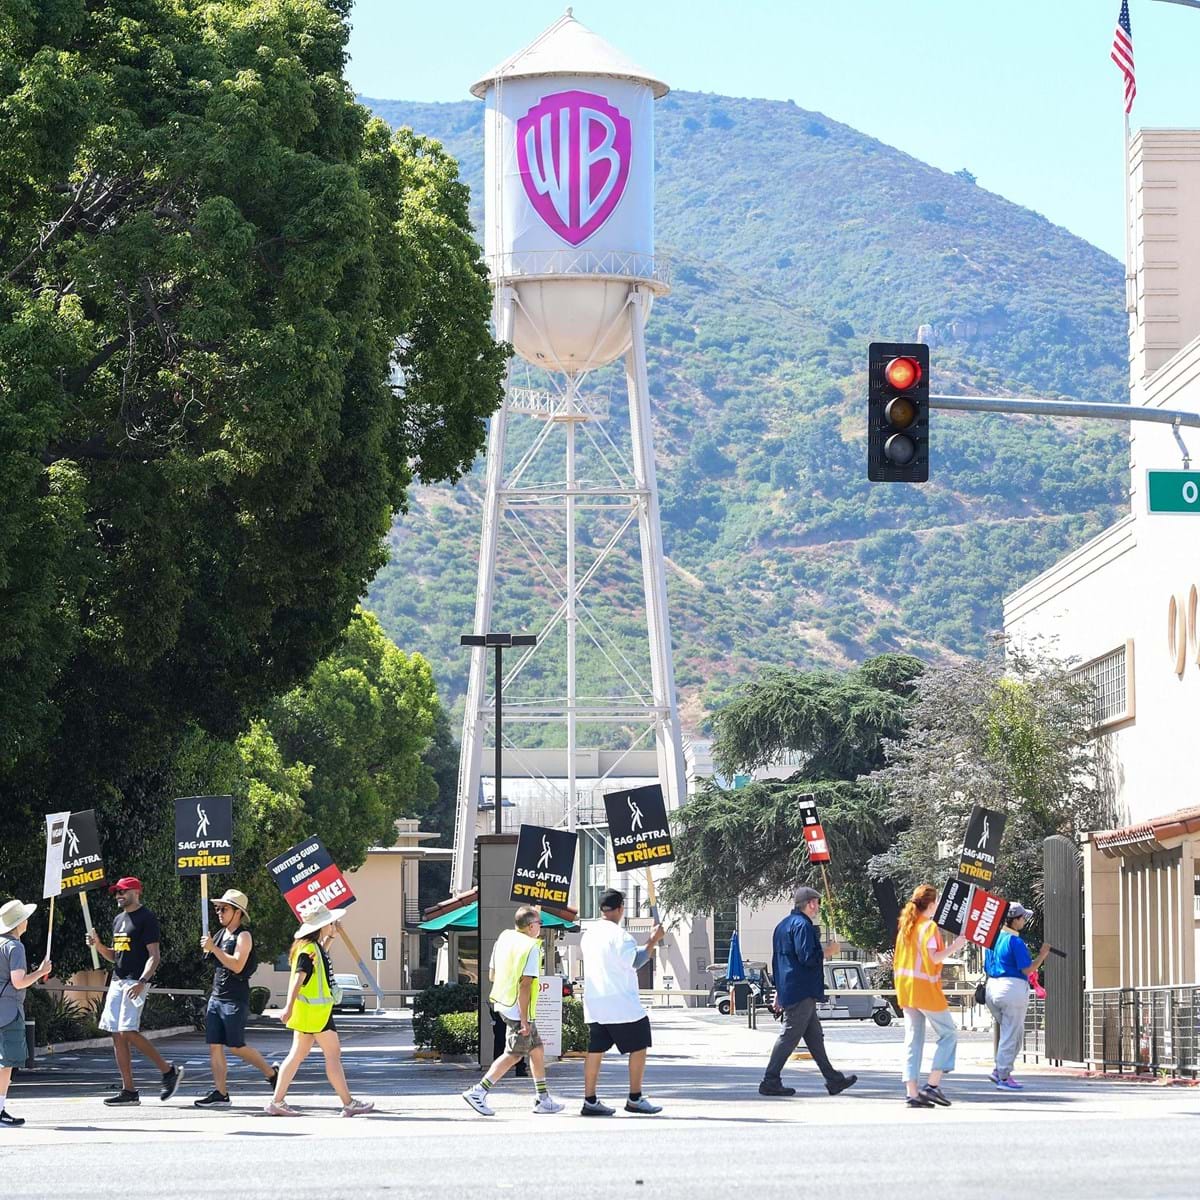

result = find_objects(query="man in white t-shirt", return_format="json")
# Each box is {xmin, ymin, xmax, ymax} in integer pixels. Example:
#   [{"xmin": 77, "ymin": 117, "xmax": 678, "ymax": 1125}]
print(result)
[{"xmin": 578, "ymin": 888, "xmax": 665, "ymax": 1116}]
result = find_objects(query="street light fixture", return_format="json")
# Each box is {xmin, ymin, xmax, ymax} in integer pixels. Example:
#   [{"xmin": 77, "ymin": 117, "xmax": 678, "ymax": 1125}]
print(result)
[{"xmin": 459, "ymin": 632, "xmax": 537, "ymax": 835}]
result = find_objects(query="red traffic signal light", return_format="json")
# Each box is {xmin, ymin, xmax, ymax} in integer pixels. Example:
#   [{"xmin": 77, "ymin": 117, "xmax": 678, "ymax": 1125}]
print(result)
[
  {"xmin": 884, "ymin": 356, "xmax": 922, "ymax": 391},
  {"xmin": 868, "ymin": 342, "xmax": 929, "ymax": 483}
]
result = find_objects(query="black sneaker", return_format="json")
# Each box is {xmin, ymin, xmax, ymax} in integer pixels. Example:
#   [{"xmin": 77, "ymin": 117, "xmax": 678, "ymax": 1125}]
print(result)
[
  {"xmin": 905, "ymin": 1094, "xmax": 935, "ymax": 1109},
  {"xmin": 921, "ymin": 1084, "xmax": 951, "ymax": 1107},
  {"xmin": 0, "ymin": 1109, "xmax": 25, "ymax": 1126},
  {"xmin": 267, "ymin": 1066, "xmax": 279, "ymax": 1090},
  {"xmin": 826, "ymin": 1073, "xmax": 858, "ymax": 1096},
  {"xmin": 758, "ymin": 1081, "xmax": 796, "ymax": 1096},
  {"xmin": 580, "ymin": 1098, "xmax": 615, "ymax": 1116},
  {"xmin": 194, "ymin": 1090, "xmax": 231, "ymax": 1109},
  {"xmin": 103, "ymin": 1089, "xmax": 140, "ymax": 1106},
  {"xmin": 160, "ymin": 1064, "xmax": 184, "ymax": 1102}
]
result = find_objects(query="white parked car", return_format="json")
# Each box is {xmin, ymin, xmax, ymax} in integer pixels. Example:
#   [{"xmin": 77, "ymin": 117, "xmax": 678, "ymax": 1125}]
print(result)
[{"xmin": 333, "ymin": 973, "xmax": 367, "ymax": 1013}]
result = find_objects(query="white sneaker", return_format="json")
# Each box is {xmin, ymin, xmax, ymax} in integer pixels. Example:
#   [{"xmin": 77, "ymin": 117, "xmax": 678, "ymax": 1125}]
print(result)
[
  {"xmin": 532, "ymin": 1094, "xmax": 565, "ymax": 1114},
  {"xmin": 341, "ymin": 1098, "xmax": 375, "ymax": 1117},
  {"xmin": 462, "ymin": 1087, "xmax": 495, "ymax": 1117}
]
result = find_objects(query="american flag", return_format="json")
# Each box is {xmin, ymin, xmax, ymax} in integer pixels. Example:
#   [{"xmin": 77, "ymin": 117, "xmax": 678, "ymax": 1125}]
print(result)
[{"xmin": 1112, "ymin": 1, "xmax": 1136, "ymax": 114}]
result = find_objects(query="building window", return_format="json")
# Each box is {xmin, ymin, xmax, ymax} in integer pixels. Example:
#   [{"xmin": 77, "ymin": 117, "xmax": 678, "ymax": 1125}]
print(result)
[
  {"xmin": 1076, "ymin": 642, "xmax": 1134, "ymax": 728},
  {"xmin": 713, "ymin": 905, "xmax": 738, "ymax": 965}
]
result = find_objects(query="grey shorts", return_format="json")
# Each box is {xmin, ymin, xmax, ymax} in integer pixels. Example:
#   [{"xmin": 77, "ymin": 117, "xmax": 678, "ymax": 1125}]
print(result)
[
  {"xmin": 0, "ymin": 1012, "xmax": 27, "ymax": 1069},
  {"xmin": 503, "ymin": 1016, "xmax": 543, "ymax": 1057}
]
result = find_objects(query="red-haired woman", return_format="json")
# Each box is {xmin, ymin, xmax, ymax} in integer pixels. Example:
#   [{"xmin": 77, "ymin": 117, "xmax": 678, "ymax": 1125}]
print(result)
[{"xmin": 893, "ymin": 883, "xmax": 966, "ymax": 1109}]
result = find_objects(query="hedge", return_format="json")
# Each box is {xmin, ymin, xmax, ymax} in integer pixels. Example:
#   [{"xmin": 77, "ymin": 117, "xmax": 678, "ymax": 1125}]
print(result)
[
  {"xmin": 413, "ymin": 982, "xmax": 477, "ymax": 1048},
  {"xmin": 432, "ymin": 1011, "xmax": 479, "ymax": 1056}
]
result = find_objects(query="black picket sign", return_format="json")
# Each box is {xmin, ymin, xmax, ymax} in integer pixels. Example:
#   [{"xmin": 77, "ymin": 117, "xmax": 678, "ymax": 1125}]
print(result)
[
  {"xmin": 934, "ymin": 877, "xmax": 973, "ymax": 935},
  {"xmin": 59, "ymin": 810, "xmax": 106, "ymax": 895},
  {"xmin": 602, "ymin": 783, "xmax": 675, "ymax": 872},
  {"xmin": 174, "ymin": 795, "xmax": 234, "ymax": 876},
  {"xmin": 511, "ymin": 824, "xmax": 578, "ymax": 906},
  {"xmin": 957, "ymin": 805, "xmax": 1006, "ymax": 888}
]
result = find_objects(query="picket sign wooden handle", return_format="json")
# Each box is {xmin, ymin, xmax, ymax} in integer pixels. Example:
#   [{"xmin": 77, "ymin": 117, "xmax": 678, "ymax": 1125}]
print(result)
[
  {"xmin": 337, "ymin": 925, "xmax": 385, "ymax": 1008},
  {"xmin": 200, "ymin": 873, "xmax": 210, "ymax": 939},
  {"xmin": 80, "ymin": 891, "xmax": 101, "ymax": 971},
  {"xmin": 45, "ymin": 895, "xmax": 56, "ymax": 961}
]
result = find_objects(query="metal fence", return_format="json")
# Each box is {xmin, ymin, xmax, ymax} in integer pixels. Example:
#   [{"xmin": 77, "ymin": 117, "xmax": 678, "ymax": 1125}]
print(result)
[
  {"xmin": 1084, "ymin": 985, "xmax": 1200, "ymax": 1077},
  {"xmin": 1021, "ymin": 985, "xmax": 1200, "ymax": 1076}
]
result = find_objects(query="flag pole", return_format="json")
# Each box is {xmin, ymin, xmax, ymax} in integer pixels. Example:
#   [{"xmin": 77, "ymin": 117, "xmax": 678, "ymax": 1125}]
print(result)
[{"xmin": 1123, "ymin": 112, "xmax": 1136, "ymax": 315}]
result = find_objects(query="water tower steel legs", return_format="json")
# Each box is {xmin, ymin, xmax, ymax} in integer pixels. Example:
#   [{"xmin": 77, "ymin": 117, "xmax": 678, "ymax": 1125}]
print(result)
[
  {"xmin": 452, "ymin": 287, "xmax": 515, "ymax": 894},
  {"xmin": 626, "ymin": 288, "xmax": 687, "ymax": 812},
  {"xmin": 452, "ymin": 283, "xmax": 687, "ymax": 911}
]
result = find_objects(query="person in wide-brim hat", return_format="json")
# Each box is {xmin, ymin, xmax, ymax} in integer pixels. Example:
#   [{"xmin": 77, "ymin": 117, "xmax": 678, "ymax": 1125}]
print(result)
[
  {"xmin": 0, "ymin": 899, "xmax": 52, "ymax": 1126},
  {"xmin": 193, "ymin": 887, "xmax": 276, "ymax": 1111},
  {"xmin": 266, "ymin": 904, "xmax": 373, "ymax": 1119}
]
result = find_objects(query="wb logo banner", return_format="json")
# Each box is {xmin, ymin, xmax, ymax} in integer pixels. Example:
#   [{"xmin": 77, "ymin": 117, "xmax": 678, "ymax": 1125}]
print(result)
[{"xmin": 516, "ymin": 89, "xmax": 632, "ymax": 246}]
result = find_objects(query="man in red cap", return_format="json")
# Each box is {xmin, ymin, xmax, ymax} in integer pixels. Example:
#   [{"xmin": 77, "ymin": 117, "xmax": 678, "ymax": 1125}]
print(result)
[{"xmin": 86, "ymin": 877, "xmax": 184, "ymax": 1105}]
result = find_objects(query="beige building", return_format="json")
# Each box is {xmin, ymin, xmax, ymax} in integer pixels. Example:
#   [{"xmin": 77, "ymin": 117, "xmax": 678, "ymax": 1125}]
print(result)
[
  {"xmin": 1004, "ymin": 128, "xmax": 1200, "ymax": 993},
  {"xmin": 252, "ymin": 819, "xmax": 451, "ymax": 1003}
]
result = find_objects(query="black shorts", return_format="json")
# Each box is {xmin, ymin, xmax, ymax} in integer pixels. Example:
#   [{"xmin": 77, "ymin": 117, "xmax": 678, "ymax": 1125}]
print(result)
[{"xmin": 587, "ymin": 1016, "xmax": 652, "ymax": 1055}]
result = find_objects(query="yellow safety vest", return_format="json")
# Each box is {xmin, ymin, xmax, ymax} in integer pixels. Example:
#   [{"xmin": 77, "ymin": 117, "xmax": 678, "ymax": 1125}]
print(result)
[
  {"xmin": 287, "ymin": 938, "xmax": 333, "ymax": 1033},
  {"xmin": 894, "ymin": 919, "xmax": 947, "ymax": 1011},
  {"xmin": 489, "ymin": 928, "xmax": 541, "ymax": 1020}
]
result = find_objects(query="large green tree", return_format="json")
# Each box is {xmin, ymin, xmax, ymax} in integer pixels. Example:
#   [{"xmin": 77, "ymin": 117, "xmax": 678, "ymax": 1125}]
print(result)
[
  {"xmin": 661, "ymin": 653, "xmax": 923, "ymax": 948},
  {"xmin": 0, "ymin": 0, "xmax": 505, "ymax": 897}
]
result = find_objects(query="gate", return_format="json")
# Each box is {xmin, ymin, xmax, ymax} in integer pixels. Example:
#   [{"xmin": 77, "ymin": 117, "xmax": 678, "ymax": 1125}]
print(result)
[{"xmin": 1043, "ymin": 834, "xmax": 1084, "ymax": 1062}]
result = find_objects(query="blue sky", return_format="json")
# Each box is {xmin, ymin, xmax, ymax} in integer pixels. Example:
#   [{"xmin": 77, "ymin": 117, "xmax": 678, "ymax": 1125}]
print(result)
[{"xmin": 345, "ymin": 1, "xmax": 1200, "ymax": 259}]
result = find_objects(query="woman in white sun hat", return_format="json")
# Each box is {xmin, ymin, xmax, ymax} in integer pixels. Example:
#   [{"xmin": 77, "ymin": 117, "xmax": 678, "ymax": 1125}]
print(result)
[
  {"xmin": 265, "ymin": 904, "xmax": 373, "ymax": 1118},
  {"xmin": 0, "ymin": 899, "xmax": 53, "ymax": 1127}
]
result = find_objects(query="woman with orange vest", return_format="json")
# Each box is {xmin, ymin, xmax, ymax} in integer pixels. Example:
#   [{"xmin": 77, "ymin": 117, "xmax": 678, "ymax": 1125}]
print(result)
[
  {"xmin": 893, "ymin": 883, "xmax": 967, "ymax": 1109},
  {"xmin": 265, "ymin": 904, "xmax": 374, "ymax": 1118}
]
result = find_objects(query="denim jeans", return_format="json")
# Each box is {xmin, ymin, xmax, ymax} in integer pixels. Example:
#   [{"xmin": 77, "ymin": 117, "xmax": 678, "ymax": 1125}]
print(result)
[
  {"xmin": 902, "ymin": 1006, "xmax": 957, "ymax": 1084},
  {"xmin": 985, "ymin": 977, "xmax": 1030, "ymax": 1079}
]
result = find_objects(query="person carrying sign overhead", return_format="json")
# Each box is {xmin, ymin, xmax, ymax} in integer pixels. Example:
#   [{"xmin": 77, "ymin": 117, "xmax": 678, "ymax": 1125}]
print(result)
[
  {"xmin": 463, "ymin": 906, "xmax": 564, "ymax": 1116},
  {"xmin": 194, "ymin": 889, "xmax": 279, "ymax": 1108},
  {"xmin": 266, "ymin": 905, "xmax": 373, "ymax": 1118},
  {"xmin": 86, "ymin": 877, "xmax": 184, "ymax": 1105},
  {"xmin": 578, "ymin": 889, "xmax": 665, "ymax": 1116},
  {"xmin": 0, "ymin": 899, "xmax": 53, "ymax": 1127}
]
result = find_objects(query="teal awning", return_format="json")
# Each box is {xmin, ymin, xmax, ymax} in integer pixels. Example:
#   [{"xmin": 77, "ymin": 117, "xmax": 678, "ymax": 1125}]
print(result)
[{"xmin": 418, "ymin": 901, "xmax": 577, "ymax": 932}]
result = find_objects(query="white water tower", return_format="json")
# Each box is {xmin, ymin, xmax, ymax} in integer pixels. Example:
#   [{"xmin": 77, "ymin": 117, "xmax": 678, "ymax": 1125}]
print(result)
[{"xmin": 452, "ymin": 11, "xmax": 687, "ymax": 925}]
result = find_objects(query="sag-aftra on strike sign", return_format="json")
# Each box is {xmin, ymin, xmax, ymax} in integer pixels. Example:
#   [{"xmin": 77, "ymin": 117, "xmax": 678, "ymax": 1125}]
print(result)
[{"xmin": 602, "ymin": 784, "xmax": 674, "ymax": 871}]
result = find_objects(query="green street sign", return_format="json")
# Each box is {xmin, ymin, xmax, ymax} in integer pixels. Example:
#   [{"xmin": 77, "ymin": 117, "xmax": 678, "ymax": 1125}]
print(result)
[{"xmin": 1147, "ymin": 470, "xmax": 1200, "ymax": 513}]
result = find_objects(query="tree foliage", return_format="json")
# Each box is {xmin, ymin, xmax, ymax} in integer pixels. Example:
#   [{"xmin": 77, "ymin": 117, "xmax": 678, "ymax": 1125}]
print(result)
[
  {"xmin": 0, "ymin": 1, "xmax": 504, "ymax": 923},
  {"xmin": 0, "ymin": 0, "xmax": 503, "ymax": 783},
  {"xmin": 865, "ymin": 644, "xmax": 1117, "ymax": 929},
  {"xmin": 266, "ymin": 608, "xmax": 439, "ymax": 871},
  {"xmin": 661, "ymin": 654, "xmax": 923, "ymax": 948}
]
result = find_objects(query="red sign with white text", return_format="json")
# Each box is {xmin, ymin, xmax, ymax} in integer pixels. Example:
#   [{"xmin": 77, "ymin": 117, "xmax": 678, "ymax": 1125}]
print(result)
[
  {"xmin": 799, "ymin": 795, "xmax": 831, "ymax": 864},
  {"xmin": 266, "ymin": 838, "xmax": 356, "ymax": 920},
  {"xmin": 963, "ymin": 889, "xmax": 1006, "ymax": 950}
]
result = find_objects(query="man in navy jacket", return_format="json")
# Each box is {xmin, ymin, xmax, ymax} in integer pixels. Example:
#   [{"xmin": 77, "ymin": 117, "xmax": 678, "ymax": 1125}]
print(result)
[{"xmin": 759, "ymin": 886, "xmax": 858, "ymax": 1097}]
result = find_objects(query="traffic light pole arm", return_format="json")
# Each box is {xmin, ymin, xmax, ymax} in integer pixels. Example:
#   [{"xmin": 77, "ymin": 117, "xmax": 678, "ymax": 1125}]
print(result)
[{"xmin": 929, "ymin": 394, "xmax": 1200, "ymax": 431}]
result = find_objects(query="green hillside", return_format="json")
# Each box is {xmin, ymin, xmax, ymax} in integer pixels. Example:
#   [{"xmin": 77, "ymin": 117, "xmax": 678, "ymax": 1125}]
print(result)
[{"xmin": 363, "ymin": 90, "xmax": 1128, "ymax": 733}]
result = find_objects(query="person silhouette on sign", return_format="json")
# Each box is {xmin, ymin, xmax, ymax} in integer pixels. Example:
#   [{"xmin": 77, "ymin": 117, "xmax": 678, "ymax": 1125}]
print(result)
[
  {"xmin": 196, "ymin": 804, "xmax": 210, "ymax": 839},
  {"xmin": 629, "ymin": 796, "xmax": 643, "ymax": 832},
  {"xmin": 537, "ymin": 836, "xmax": 552, "ymax": 871}
]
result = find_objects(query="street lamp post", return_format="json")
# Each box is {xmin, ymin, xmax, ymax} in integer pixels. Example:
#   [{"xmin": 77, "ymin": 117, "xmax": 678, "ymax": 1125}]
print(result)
[
  {"xmin": 459, "ymin": 632, "xmax": 537, "ymax": 835},
  {"xmin": 459, "ymin": 630, "xmax": 537, "ymax": 1070}
]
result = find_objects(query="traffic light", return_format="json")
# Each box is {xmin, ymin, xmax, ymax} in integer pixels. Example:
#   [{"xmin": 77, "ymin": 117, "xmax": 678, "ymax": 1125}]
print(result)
[{"xmin": 867, "ymin": 342, "xmax": 929, "ymax": 483}]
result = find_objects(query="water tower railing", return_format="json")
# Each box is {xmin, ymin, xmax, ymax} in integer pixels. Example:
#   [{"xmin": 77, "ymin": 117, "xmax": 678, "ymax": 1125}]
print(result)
[{"xmin": 488, "ymin": 249, "xmax": 670, "ymax": 289}]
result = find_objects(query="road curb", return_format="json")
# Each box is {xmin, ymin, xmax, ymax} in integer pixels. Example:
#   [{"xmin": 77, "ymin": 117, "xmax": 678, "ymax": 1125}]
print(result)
[{"xmin": 42, "ymin": 1025, "xmax": 195, "ymax": 1054}]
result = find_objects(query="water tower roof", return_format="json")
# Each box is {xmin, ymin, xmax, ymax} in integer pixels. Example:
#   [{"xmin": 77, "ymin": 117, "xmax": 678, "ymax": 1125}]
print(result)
[{"xmin": 470, "ymin": 10, "xmax": 669, "ymax": 100}]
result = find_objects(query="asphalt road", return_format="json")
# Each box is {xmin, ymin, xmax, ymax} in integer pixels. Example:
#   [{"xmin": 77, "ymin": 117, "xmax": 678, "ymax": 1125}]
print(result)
[{"xmin": 1, "ymin": 1007, "xmax": 1195, "ymax": 1199}]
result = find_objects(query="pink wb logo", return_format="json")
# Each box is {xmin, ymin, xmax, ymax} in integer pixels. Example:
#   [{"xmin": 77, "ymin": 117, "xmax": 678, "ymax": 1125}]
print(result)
[{"xmin": 516, "ymin": 90, "xmax": 632, "ymax": 247}]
